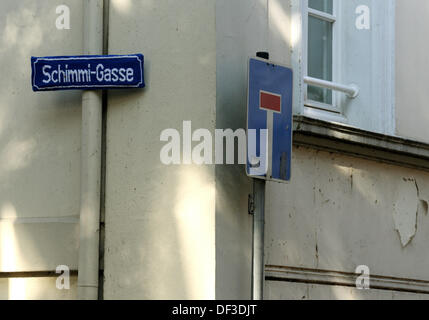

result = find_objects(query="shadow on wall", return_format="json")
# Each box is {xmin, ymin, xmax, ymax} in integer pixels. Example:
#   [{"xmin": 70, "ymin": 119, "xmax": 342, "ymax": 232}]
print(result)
[
  {"xmin": 214, "ymin": 0, "xmax": 293, "ymax": 299},
  {"xmin": 103, "ymin": 0, "xmax": 216, "ymax": 299},
  {"xmin": 0, "ymin": 0, "xmax": 218, "ymax": 300},
  {"xmin": 103, "ymin": 163, "xmax": 215, "ymax": 299},
  {"xmin": 0, "ymin": 0, "xmax": 83, "ymax": 299}
]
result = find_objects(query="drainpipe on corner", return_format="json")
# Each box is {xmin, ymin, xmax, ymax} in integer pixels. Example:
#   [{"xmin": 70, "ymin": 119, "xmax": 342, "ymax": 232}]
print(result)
[{"xmin": 77, "ymin": 0, "xmax": 104, "ymax": 300}]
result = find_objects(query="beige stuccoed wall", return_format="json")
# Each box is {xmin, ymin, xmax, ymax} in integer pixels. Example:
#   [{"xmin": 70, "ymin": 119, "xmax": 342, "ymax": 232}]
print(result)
[
  {"xmin": 266, "ymin": 281, "xmax": 429, "ymax": 300},
  {"xmin": 395, "ymin": 0, "xmax": 429, "ymax": 143},
  {"xmin": 0, "ymin": 0, "xmax": 82, "ymax": 299},
  {"xmin": 0, "ymin": 0, "xmax": 428, "ymax": 300},
  {"xmin": 265, "ymin": 147, "xmax": 429, "ymax": 298},
  {"xmin": 216, "ymin": 0, "xmax": 429, "ymax": 299},
  {"xmin": 0, "ymin": 276, "xmax": 77, "ymax": 300},
  {"xmin": 264, "ymin": 0, "xmax": 429, "ymax": 299},
  {"xmin": 103, "ymin": 0, "xmax": 216, "ymax": 299}
]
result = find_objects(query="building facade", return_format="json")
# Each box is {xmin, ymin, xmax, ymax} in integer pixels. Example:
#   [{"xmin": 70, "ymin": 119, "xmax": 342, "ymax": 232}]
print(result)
[{"xmin": 1, "ymin": 0, "xmax": 429, "ymax": 299}]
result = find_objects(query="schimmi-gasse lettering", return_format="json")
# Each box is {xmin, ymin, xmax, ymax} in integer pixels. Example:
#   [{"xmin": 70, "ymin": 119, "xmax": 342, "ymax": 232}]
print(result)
[
  {"xmin": 42, "ymin": 64, "xmax": 135, "ymax": 84},
  {"xmin": 172, "ymin": 304, "xmax": 206, "ymax": 318}
]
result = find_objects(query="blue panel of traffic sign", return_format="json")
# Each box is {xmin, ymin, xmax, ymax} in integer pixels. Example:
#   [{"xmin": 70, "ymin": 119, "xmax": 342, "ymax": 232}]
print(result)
[
  {"xmin": 31, "ymin": 54, "xmax": 145, "ymax": 91},
  {"xmin": 246, "ymin": 57, "xmax": 293, "ymax": 182}
]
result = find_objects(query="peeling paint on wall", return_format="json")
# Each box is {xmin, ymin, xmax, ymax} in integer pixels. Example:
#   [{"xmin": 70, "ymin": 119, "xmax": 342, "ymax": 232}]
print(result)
[
  {"xmin": 419, "ymin": 199, "xmax": 429, "ymax": 216},
  {"xmin": 393, "ymin": 178, "xmax": 429, "ymax": 247},
  {"xmin": 393, "ymin": 179, "xmax": 418, "ymax": 247}
]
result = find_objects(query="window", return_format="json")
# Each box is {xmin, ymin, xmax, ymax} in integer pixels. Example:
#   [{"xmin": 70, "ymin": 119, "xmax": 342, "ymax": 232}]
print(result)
[
  {"xmin": 307, "ymin": 0, "xmax": 334, "ymax": 108},
  {"xmin": 291, "ymin": 0, "xmax": 396, "ymax": 135}
]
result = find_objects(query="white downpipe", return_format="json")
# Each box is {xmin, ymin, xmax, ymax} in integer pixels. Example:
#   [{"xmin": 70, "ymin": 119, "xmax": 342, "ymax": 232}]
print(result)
[{"xmin": 78, "ymin": 0, "xmax": 104, "ymax": 300}]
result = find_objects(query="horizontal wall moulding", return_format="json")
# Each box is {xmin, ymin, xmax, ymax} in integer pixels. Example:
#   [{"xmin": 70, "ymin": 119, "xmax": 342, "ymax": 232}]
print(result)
[
  {"xmin": 293, "ymin": 116, "xmax": 429, "ymax": 171},
  {"xmin": 265, "ymin": 265, "xmax": 429, "ymax": 294},
  {"xmin": 0, "ymin": 270, "xmax": 78, "ymax": 279}
]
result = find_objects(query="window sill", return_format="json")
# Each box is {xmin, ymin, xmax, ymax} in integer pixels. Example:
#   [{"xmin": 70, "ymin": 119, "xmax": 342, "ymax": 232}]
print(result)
[{"xmin": 293, "ymin": 116, "xmax": 429, "ymax": 171}]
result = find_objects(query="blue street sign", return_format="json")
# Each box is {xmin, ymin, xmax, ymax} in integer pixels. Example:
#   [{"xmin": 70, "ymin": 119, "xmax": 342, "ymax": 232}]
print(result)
[
  {"xmin": 31, "ymin": 54, "xmax": 145, "ymax": 91},
  {"xmin": 246, "ymin": 57, "xmax": 293, "ymax": 182}
]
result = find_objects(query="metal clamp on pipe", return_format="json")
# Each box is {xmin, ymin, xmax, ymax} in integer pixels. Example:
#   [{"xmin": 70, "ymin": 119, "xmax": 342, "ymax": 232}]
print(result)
[{"xmin": 304, "ymin": 76, "xmax": 360, "ymax": 99}]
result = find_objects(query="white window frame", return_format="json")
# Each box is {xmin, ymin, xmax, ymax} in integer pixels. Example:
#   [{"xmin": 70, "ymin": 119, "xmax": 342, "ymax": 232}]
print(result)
[
  {"xmin": 304, "ymin": 0, "xmax": 341, "ymax": 114},
  {"xmin": 291, "ymin": 0, "xmax": 396, "ymax": 134}
]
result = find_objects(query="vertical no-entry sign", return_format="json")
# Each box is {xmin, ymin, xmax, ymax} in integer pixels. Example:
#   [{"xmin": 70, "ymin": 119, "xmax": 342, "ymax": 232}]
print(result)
[{"xmin": 246, "ymin": 57, "xmax": 293, "ymax": 182}]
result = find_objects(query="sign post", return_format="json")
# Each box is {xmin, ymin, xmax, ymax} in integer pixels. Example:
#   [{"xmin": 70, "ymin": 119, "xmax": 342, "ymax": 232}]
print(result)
[{"xmin": 247, "ymin": 52, "xmax": 293, "ymax": 300}]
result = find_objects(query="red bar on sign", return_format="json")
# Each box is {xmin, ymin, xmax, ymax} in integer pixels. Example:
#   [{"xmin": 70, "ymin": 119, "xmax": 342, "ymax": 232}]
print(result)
[{"xmin": 260, "ymin": 91, "xmax": 281, "ymax": 113}]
